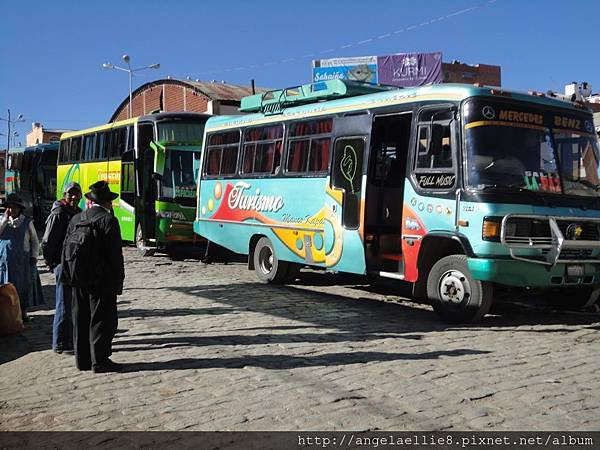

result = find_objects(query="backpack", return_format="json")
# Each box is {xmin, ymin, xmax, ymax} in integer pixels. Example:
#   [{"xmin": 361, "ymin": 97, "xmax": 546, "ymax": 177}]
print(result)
[{"xmin": 61, "ymin": 211, "xmax": 102, "ymax": 288}]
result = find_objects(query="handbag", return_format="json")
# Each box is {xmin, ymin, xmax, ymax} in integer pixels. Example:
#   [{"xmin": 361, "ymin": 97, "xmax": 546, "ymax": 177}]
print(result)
[{"xmin": 0, "ymin": 282, "xmax": 24, "ymax": 336}]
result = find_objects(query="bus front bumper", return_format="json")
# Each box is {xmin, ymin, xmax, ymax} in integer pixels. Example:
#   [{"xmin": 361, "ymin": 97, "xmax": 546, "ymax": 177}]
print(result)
[{"xmin": 467, "ymin": 257, "xmax": 600, "ymax": 288}]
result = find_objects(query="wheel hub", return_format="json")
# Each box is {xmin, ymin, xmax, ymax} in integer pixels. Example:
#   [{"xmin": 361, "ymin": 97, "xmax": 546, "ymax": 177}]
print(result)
[{"xmin": 439, "ymin": 270, "xmax": 471, "ymax": 304}]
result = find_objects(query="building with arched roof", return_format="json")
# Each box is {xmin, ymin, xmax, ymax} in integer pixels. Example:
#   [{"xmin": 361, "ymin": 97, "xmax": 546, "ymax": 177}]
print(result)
[{"xmin": 109, "ymin": 78, "xmax": 264, "ymax": 123}]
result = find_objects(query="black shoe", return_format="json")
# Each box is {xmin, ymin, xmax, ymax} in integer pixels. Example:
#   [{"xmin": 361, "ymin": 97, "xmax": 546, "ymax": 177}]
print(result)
[
  {"xmin": 54, "ymin": 347, "xmax": 74, "ymax": 355},
  {"xmin": 92, "ymin": 359, "xmax": 123, "ymax": 373}
]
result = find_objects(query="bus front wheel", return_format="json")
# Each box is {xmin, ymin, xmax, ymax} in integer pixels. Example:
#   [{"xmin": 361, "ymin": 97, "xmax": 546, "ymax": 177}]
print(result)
[
  {"xmin": 427, "ymin": 255, "xmax": 493, "ymax": 323},
  {"xmin": 136, "ymin": 223, "xmax": 155, "ymax": 257},
  {"xmin": 253, "ymin": 237, "xmax": 289, "ymax": 283}
]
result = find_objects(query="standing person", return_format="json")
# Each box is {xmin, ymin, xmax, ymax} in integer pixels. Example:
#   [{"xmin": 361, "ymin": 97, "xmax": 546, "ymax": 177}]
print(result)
[
  {"xmin": 42, "ymin": 182, "xmax": 82, "ymax": 354},
  {"xmin": 0, "ymin": 193, "xmax": 41, "ymax": 322},
  {"xmin": 66, "ymin": 181, "xmax": 125, "ymax": 373}
]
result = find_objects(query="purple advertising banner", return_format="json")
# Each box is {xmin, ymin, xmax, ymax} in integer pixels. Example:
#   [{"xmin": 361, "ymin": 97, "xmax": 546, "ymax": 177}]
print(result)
[{"xmin": 377, "ymin": 52, "xmax": 442, "ymax": 87}]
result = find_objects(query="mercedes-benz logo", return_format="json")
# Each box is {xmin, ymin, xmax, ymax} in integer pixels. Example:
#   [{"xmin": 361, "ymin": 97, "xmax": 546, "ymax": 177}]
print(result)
[
  {"xmin": 566, "ymin": 223, "xmax": 583, "ymax": 240},
  {"xmin": 482, "ymin": 106, "xmax": 495, "ymax": 119}
]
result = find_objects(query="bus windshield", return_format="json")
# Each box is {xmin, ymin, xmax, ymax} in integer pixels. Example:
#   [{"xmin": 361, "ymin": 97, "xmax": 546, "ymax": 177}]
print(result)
[
  {"xmin": 160, "ymin": 150, "xmax": 200, "ymax": 204},
  {"xmin": 553, "ymin": 131, "xmax": 600, "ymax": 197},
  {"xmin": 157, "ymin": 121, "xmax": 204, "ymax": 143},
  {"xmin": 464, "ymin": 99, "xmax": 600, "ymax": 197}
]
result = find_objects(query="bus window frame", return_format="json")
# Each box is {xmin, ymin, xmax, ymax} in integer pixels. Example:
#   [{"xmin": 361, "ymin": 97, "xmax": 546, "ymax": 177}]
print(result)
[
  {"xmin": 409, "ymin": 104, "xmax": 459, "ymax": 194},
  {"xmin": 240, "ymin": 123, "xmax": 284, "ymax": 178},
  {"xmin": 283, "ymin": 117, "xmax": 333, "ymax": 178},
  {"xmin": 203, "ymin": 129, "xmax": 241, "ymax": 179}
]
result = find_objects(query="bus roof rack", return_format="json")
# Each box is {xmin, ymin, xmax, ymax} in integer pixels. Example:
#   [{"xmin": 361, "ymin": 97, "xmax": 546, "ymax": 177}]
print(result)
[{"xmin": 239, "ymin": 79, "xmax": 399, "ymax": 115}]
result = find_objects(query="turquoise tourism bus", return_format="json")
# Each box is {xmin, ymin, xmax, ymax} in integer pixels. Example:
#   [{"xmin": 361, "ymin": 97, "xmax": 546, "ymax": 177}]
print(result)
[
  {"xmin": 194, "ymin": 79, "xmax": 600, "ymax": 322},
  {"xmin": 5, "ymin": 143, "xmax": 58, "ymax": 227}
]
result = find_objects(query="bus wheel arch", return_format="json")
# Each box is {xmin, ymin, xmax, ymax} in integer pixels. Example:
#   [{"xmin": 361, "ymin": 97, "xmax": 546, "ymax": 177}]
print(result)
[
  {"xmin": 413, "ymin": 235, "xmax": 465, "ymax": 302},
  {"xmin": 252, "ymin": 236, "xmax": 289, "ymax": 284}
]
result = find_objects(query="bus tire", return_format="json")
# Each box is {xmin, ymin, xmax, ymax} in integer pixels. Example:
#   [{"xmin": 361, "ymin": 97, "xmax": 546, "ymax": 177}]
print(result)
[
  {"xmin": 253, "ymin": 237, "xmax": 288, "ymax": 284},
  {"xmin": 136, "ymin": 223, "xmax": 155, "ymax": 257},
  {"xmin": 427, "ymin": 255, "xmax": 492, "ymax": 323}
]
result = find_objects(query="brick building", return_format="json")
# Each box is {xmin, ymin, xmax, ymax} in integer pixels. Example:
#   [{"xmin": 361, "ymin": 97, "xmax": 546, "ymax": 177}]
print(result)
[
  {"xmin": 26, "ymin": 123, "xmax": 71, "ymax": 146},
  {"xmin": 109, "ymin": 79, "xmax": 263, "ymax": 122},
  {"xmin": 442, "ymin": 60, "xmax": 501, "ymax": 87}
]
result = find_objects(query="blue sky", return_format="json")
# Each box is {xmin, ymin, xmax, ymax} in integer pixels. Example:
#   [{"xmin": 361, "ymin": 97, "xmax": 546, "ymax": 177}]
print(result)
[{"xmin": 1, "ymin": 0, "xmax": 599, "ymax": 146}]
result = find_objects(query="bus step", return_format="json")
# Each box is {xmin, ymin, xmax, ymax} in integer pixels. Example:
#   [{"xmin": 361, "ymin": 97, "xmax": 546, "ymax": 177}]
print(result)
[{"xmin": 375, "ymin": 271, "xmax": 405, "ymax": 280}]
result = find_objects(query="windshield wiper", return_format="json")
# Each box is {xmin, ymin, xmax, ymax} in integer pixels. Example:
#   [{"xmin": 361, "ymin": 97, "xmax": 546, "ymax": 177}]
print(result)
[{"xmin": 478, "ymin": 184, "xmax": 554, "ymax": 207}]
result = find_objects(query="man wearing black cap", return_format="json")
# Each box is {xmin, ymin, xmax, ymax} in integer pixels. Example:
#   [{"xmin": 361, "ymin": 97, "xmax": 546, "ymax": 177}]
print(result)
[
  {"xmin": 67, "ymin": 180, "xmax": 125, "ymax": 373},
  {"xmin": 42, "ymin": 181, "xmax": 83, "ymax": 354}
]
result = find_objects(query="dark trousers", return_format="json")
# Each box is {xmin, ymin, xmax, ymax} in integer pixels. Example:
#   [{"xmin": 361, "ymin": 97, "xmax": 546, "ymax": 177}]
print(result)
[{"xmin": 72, "ymin": 287, "xmax": 118, "ymax": 370}]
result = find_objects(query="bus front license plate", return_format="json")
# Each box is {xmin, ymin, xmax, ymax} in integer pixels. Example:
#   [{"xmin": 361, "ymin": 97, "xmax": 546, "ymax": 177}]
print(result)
[{"xmin": 566, "ymin": 264, "xmax": 584, "ymax": 277}]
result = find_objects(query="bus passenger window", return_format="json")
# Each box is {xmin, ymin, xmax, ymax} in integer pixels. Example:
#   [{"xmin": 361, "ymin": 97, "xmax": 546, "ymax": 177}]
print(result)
[
  {"xmin": 221, "ymin": 146, "xmax": 238, "ymax": 175},
  {"xmin": 204, "ymin": 131, "xmax": 240, "ymax": 177},
  {"xmin": 286, "ymin": 118, "xmax": 332, "ymax": 175},
  {"xmin": 70, "ymin": 137, "xmax": 82, "ymax": 162},
  {"xmin": 206, "ymin": 148, "xmax": 221, "ymax": 175},
  {"xmin": 83, "ymin": 134, "xmax": 96, "ymax": 161},
  {"xmin": 109, "ymin": 127, "xmax": 126, "ymax": 158},
  {"xmin": 96, "ymin": 132, "xmax": 107, "ymax": 160},
  {"xmin": 241, "ymin": 124, "xmax": 283, "ymax": 175},
  {"xmin": 309, "ymin": 138, "xmax": 330, "ymax": 172},
  {"xmin": 59, "ymin": 139, "xmax": 71, "ymax": 163},
  {"xmin": 287, "ymin": 140, "xmax": 310, "ymax": 172}
]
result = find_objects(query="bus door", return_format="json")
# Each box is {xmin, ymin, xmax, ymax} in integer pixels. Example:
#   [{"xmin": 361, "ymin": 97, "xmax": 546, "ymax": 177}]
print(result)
[
  {"xmin": 120, "ymin": 147, "xmax": 136, "ymax": 241},
  {"xmin": 365, "ymin": 112, "xmax": 413, "ymax": 274},
  {"xmin": 136, "ymin": 122, "xmax": 157, "ymax": 246},
  {"xmin": 325, "ymin": 113, "xmax": 371, "ymax": 274}
]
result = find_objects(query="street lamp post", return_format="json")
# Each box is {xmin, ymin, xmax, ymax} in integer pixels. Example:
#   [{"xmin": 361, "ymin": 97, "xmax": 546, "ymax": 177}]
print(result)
[
  {"xmin": 0, "ymin": 109, "xmax": 25, "ymax": 170},
  {"xmin": 102, "ymin": 55, "xmax": 160, "ymax": 119}
]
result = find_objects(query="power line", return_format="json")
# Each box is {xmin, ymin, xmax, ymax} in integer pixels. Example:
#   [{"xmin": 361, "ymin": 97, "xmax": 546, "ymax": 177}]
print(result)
[{"xmin": 175, "ymin": 0, "xmax": 498, "ymax": 79}]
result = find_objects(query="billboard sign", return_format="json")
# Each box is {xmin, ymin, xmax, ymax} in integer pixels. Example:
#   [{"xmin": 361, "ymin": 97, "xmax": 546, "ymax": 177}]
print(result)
[
  {"xmin": 313, "ymin": 56, "xmax": 378, "ymax": 84},
  {"xmin": 313, "ymin": 52, "xmax": 442, "ymax": 88}
]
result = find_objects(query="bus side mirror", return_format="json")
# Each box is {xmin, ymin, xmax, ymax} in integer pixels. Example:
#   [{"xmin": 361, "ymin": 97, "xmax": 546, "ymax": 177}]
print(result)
[
  {"xmin": 150, "ymin": 141, "xmax": 166, "ymax": 177},
  {"xmin": 429, "ymin": 124, "xmax": 443, "ymax": 156}
]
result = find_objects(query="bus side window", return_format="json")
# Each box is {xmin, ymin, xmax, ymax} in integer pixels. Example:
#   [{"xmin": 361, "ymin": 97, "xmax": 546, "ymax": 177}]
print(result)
[
  {"xmin": 109, "ymin": 127, "xmax": 126, "ymax": 158},
  {"xmin": 415, "ymin": 123, "xmax": 453, "ymax": 170},
  {"xmin": 96, "ymin": 132, "xmax": 107, "ymax": 160},
  {"xmin": 83, "ymin": 134, "xmax": 96, "ymax": 161},
  {"xmin": 70, "ymin": 137, "xmax": 82, "ymax": 162},
  {"xmin": 59, "ymin": 139, "xmax": 71, "ymax": 163},
  {"xmin": 285, "ymin": 118, "xmax": 332, "ymax": 175},
  {"xmin": 127, "ymin": 126, "xmax": 135, "ymax": 152},
  {"xmin": 242, "ymin": 124, "xmax": 283, "ymax": 175},
  {"xmin": 204, "ymin": 131, "xmax": 240, "ymax": 177}
]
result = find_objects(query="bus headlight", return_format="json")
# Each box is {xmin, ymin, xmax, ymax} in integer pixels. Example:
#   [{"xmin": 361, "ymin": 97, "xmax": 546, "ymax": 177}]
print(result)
[{"xmin": 482, "ymin": 216, "xmax": 502, "ymax": 242}]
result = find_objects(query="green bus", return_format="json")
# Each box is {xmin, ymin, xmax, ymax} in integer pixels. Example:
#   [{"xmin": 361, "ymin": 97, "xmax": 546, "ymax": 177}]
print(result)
[{"xmin": 58, "ymin": 112, "xmax": 209, "ymax": 255}]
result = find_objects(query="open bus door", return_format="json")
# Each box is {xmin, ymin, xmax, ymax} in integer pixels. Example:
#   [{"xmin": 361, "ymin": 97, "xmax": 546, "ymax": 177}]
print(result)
[{"xmin": 325, "ymin": 113, "xmax": 372, "ymax": 274}]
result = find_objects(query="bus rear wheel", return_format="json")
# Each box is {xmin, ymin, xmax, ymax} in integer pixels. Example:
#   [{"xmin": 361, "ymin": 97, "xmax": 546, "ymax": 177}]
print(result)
[
  {"xmin": 427, "ymin": 255, "xmax": 493, "ymax": 323},
  {"xmin": 544, "ymin": 286, "xmax": 600, "ymax": 310},
  {"xmin": 136, "ymin": 223, "xmax": 155, "ymax": 257},
  {"xmin": 253, "ymin": 237, "xmax": 289, "ymax": 283}
]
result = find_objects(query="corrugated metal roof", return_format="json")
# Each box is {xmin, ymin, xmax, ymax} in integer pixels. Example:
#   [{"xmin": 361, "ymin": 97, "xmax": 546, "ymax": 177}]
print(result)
[{"xmin": 185, "ymin": 80, "xmax": 267, "ymax": 101}]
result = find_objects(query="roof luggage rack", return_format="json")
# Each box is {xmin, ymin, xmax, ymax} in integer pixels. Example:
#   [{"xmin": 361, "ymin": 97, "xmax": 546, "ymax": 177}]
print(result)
[{"xmin": 239, "ymin": 79, "xmax": 399, "ymax": 115}]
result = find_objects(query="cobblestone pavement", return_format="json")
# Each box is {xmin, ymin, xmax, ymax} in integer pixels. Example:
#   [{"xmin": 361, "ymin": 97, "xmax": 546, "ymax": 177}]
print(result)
[{"xmin": 1, "ymin": 247, "xmax": 599, "ymax": 431}]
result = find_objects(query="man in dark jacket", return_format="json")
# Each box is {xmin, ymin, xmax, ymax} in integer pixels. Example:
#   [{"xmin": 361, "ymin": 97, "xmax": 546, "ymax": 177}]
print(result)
[
  {"xmin": 67, "ymin": 181, "xmax": 125, "ymax": 373},
  {"xmin": 42, "ymin": 182, "xmax": 82, "ymax": 354}
]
